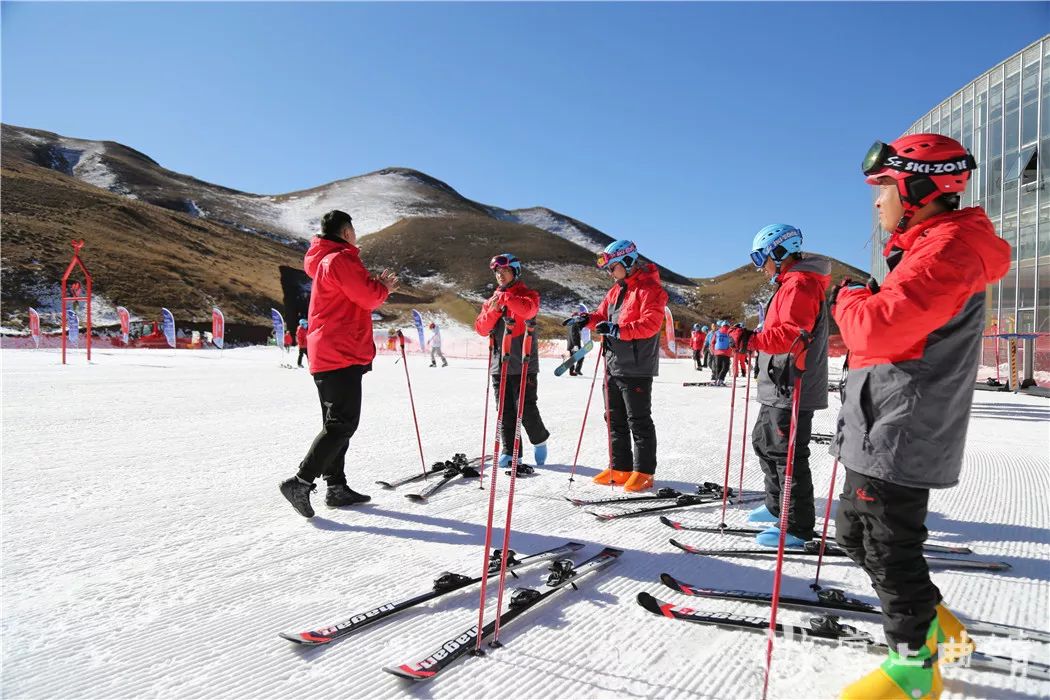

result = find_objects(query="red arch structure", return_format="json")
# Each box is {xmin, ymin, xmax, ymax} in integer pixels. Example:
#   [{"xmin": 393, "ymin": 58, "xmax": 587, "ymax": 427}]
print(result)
[{"xmin": 61, "ymin": 240, "xmax": 93, "ymax": 364}]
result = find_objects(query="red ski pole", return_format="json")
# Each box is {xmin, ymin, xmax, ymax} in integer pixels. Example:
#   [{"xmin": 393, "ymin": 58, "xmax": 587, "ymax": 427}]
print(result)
[
  {"xmin": 811, "ymin": 458, "xmax": 840, "ymax": 591},
  {"xmin": 478, "ymin": 332, "xmax": 496, "ymax": 488},
  {"xmin": 737, "ymin": 351, "xmax": 754, "ymax": 498},
  {"xmin": 473, "ymin": 316, "xmax": 514, "ymax": 655},
  {"xmin": 762, "ymin": 332, "xmax": 810, "ymax": 700},
  {"xmin": 718, "ymin": 354, "xmax": 740, "ymax": 526},
  {"xmin": 568, "ymin": 344, "xmax": 603, "ymax": 484},
  {"xmin": 398, "ymin": 331, "xmax": 428, "ymax": 481},
  {"xmin": 490, "ymin": 320, "xmax": 536, "ymax": 647},
  {"xmin": 601, "ymin": 346, "xmax": 615, "ymax": 490}
]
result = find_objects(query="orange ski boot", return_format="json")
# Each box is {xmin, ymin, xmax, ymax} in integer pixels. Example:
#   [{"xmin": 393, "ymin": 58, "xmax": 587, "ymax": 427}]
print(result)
[
  {"xmin": 624, "ymin": 472, "xmax": 655, "ymax": 493},
  {"xmin": 593, "ymin": 468, "xmax": 631, "ymax": 486}
]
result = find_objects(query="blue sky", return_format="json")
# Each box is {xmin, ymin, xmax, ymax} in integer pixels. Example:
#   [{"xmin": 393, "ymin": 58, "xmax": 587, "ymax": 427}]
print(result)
[{"xmin": 2, "ymin": 2, "xmax": 1045, "ymax": 276}]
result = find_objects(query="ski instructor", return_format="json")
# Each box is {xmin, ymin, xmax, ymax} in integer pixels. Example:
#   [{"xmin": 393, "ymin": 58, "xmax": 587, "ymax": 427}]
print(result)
[
  {"xmin": 279, "ymin": 209, "xmax": 400, "ymax": 518},
  {"xmin": 832, "ymin": 134, "xmax": 1009, "ymax": 700}
]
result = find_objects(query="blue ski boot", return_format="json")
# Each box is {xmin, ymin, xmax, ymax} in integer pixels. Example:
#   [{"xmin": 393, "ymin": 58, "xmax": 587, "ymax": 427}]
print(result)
[
  {"xmin": 533, "ymin": 442, "xmax": 547, "ymax": 466},
  {"xmin": 755, "ymin": 527, "xmax": 807, "ymax": 549},
  {"xmin": 747, "ymin": 504, "xmax": 778, "ymax": 524}
]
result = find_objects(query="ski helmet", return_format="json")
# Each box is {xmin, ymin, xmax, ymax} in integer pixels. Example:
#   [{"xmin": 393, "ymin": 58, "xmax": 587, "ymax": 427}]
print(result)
[
  {"xmin": 701, "ymin": 325, "xmax": 709, "ymax": 332},
  {"xmin": 751, "ymin": 224, "xmax": 803, "ymax": 271},
  {"xmin": 862, "ymin": 134, "xmax": 976, "ymax": 232},
  {"xmin": 597, "ymin": 239, "xmax": 639, "ymax": 271},
  {"xmin": 693, "ymin": 323, "xmax": 702, "ymax": 331},
  {"xmin": 489, "ymin": 253, "xmax": 521, "ymax": 278},
  {"xmin": 298, "ymin": 319, "xmax": 308, "ymax": 328}
]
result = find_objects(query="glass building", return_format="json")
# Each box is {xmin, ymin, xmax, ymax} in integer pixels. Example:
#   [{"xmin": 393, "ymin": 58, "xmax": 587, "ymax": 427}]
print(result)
[{"xmin": 871, "ymin": 35, "xmax": 1049, "ymax": 339}]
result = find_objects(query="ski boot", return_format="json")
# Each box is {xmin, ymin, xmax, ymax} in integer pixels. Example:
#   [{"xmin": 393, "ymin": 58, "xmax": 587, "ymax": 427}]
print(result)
[
  {"xmin": 279, "ymin": 476, "xmax": 316, "ymax": 518},
  {"xmin": 498, "ymin": 453, "xmax": 513, "ymax": 469},
  {"xmin": 624, "ymin": 472, "xmax": 654, "ymax": 493},
  {"xmin": 325, "ymin": 484, "xmax": 371, "ymax": 507},
  {"xmin": 840, "ymin": 618, "xmax": 942, "ymax": 699},
  {"xmin": 533, "ymin": 442, "xmax": 547, "ymax": 466},
  {"xmin": 748, "ymin": 504, "xmax": 778, "ymax": 524},
  {"xmin": 937, "ymin": 604, "xmax": 976, "ymax": 661},
  {"xmin": 593, "ymin": 468, "xmax": 631, "ymax": 486},
  {"xmin": 755, "ymin": 527, "xmax": 807, "ymax": 549}
]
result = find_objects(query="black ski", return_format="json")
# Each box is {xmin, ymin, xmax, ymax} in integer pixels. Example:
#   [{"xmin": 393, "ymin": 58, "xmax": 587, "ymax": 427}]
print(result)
[
  {"xmin": 567, "ymin": 482, "xmax": 731, "ymax": 508},
  {"xmin": 384, "ymin": 547, "xmax": 622, "ymax": 681},
  {"xmin": 589, "ymin": 494, "xmax": 764, "ymax": 521},
  {"xmin": 683, "ymin": 381, "xmax": 717, "ymax": 387},
  {"xmin": 658, "ymin": 516, "xmax": 973, "ymax": 555},
  {"xmin": 669, "ymin": 538, "xmax": 1011, "ymax": 571},
  {"xmin": 637, "ymin": 592, "xmax": 1050, "ymax": 680},
  {"xmin": 278, "ymin": 541, "xmax": 584, "ymax": 646},
  {"xmin": 377, "ymin": 454, "xmax": 484, "ymax": 490},
  {"xmin": 406, "ymin": 454, "xmax": 482, "ymax": 502},
  {"xmin": 659, "ymin": 573, "xmax": 1050, "ymax": 643}
]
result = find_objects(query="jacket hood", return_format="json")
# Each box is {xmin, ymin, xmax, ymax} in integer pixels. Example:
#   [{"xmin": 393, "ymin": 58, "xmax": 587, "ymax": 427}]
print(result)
[
  {"xmin": 304, "ymin": 236, "xmax": 356, "ymax": 280},
  {"xmin": 626, "ymin": 262, "xmax": 661, "ymax": 288},
  {"xmin": 897, "ymin": 208, "xmax": 1011, "ymax": 285},
  {"xmin": 780, "ymin": 254, "xmax": 832, "ymax": 291}
]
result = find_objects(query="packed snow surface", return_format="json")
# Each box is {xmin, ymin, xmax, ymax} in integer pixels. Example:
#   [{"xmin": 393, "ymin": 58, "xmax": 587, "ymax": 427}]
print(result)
[{"xmin": 2, "ymin": 347, "xmax": 1048, "ymax": 698}]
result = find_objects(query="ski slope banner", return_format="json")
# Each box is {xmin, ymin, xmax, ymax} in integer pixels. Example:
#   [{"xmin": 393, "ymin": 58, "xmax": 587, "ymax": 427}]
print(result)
[
  {"xmin": 116, "ymin": 306, "xmax": 130, "ymax": 345},
  {"xmin": 28, "ymin": 308, "xmax": 40, "ymax": 349},
  {"xmin": 212, "ymin": 307, "xmax": 225, "ymax": 349},
  {"xmin": 67, "ymin": 308, "xmax": 79, "ymax": 347},
  {"xmin": 663, "ymin": 306, "xmax": 676, "ymax": 357},
  {"xmin": 271, "ymin": 309, "xmax": 286, "ymax": 347},
  {"xmin": 161, "ymin": 308, "xmax": 176, "ymax": 349},
  {"xmin": 411, "ymin": 309, "xmax": 426, "ymax": 352}
]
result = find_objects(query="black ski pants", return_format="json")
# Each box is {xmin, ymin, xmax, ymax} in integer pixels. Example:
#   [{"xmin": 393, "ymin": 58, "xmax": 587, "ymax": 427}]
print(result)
[
  {"xmin": 702, "ymin": 349, "xmax": 711, "ymax": 369},
  {"xmin": 297, "ymin": 348, "xmax": 308, "ymax": 368},
  {"xmin": 492, "ymin": 373, "xmax": 550, "ymax": 455},
  {"xmin": 296, "ymin": 364, "xmax": 368, "ymax": 486},
  {"xmin": 567, "ymin": 342, "xmax": 585, "ymax": 375},
  {"xmin": 713, "ymin": 355, "xmax": 731, "ymax": 382},
  {"xmin": 605, "ymin": 375, "xmax": 657, "ymax": 474},
  {"xmin": 751, "ymin": 404, "xmax": 815, "ymax": 539},
  {"xmin": 836, "ymin": 468, "xmax": 940, "ymax": 651},
  {"xmin": 692, "ymin": 350, "xmax": 703, "ymax": 371}
]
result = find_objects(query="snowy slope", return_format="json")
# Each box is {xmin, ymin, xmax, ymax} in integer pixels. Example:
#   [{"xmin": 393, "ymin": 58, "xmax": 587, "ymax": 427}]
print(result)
[{"xmin": 2, "ymin": 348, "xmax": 1048, "ymax": 699}]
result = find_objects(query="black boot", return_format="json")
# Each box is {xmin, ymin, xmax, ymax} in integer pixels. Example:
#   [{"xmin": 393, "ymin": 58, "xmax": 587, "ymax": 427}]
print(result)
[
  {"xmin": 326, "ymin": 484, "xmax": 371, "ymax": 507},
  {"xmin": 279, "ymin": 477, "xmax": 316, "ymax": 518}
]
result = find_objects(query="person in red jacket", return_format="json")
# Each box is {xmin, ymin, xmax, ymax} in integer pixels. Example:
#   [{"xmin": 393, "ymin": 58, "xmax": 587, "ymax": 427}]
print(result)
[
  {"xmin": 279, "ymin": 210, "xmax": 399, "ymax": 518},
  {"xmin": 728, "ymin": 225, "xmax": 830, "ymax": 549},
  {"xmin": 295, "ymin": 319, "xmax": 309, "ymax": 368},
  {"xmin": 831, "ymin": 135, "xmax": 1010, "ymax": 700},
  {"xmin": 475, "ymin": 253, "xmax": 549, "ymax": 468},
  {"xmin": 569, "ymin": 239, "xmax": 669, "ymax": 493},
  {"xmin": 709, "ymin": 321, "xmax": 734, "ymax": 385},
  {"xmin": 689, "ymin": 324, "xmax": 705, "ymax": 371}
]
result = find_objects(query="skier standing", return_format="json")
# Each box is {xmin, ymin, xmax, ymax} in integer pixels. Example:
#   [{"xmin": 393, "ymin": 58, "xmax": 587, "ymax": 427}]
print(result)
[
  {"xmin": 689, "ymin": 324, "xmax": 705, "ymax": 371},
  {"xmin": 726, "ymin": 224, "xmax": 830, "ymax": 548},
  {"xmin": 710, "ymin": 321, "xmax": 733, "ymax": 386},
  {"xmin": 428, "ymin": 322, "xmax": 448, "ymax": 367},
  {"xmin": 279, "ymin": 210, "xmax": 399, "ymax": 518},
  {"xmin": 831, "ymin": 134, "xmax": 1009, "ymax": 699},
  {"xmin": 474, "ymin": 253, "xmax": 550, "ymax": 467},
  {"xmin": 702, "ymin": 324, "xmax": 714, "ymax": 371},
  {"xmin": 565, "ymin": 307, "xmax": 586, "ymax": 376},
  {"xmin": 296, "ymin": 319, "xmax": 309, "ymax": 368},
  {"xmin": 570, "ymin": 239, "xmax": 668, "ymax": 492}
]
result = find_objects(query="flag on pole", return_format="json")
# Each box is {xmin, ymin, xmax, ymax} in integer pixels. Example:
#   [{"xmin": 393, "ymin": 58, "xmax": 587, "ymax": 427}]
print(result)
[
  {"xmin": 411, "ymin": 309, "xmax": 426, "ymax": 352},
  {"xmin": 67, "ymin": 308, "xmax": 79, "ymax": 347},
  {"xmin": 271, "ymin": 308, "xmax": 286, "ymax": 347},
  {"xmin": 212, "ymin": 307, "xmax": 225, "ymax": 349},
  {"xmin": 28, "ymin": 308, "xmax": 40, "ymax": 349},
  {"xmin": 116, "ymin": 306, "xmax": 131, "ymax": 345},
  {"xmin": 663, "ymin": 306, "xmax": 676, "ymax": 357},
  {"xmin": 161, "ymin": 308, "xmax": 176, "ymax": 348}
]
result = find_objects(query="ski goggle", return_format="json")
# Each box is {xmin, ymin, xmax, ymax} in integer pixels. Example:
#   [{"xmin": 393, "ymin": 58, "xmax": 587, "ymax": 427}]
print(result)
[
  {"xmin": 596, "ymin": 242, "xmax": 637, "ymax": 270},
  {"xmin": 489, "ymin": 255, "xmax": 516, "ymax": 270},
  {"xmin": 862, "ymin": 141, "xmax": 976, "ymax": 178}
]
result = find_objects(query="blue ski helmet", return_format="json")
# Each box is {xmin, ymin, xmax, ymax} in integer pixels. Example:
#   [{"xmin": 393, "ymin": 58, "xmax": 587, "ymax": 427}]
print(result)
[
  {"xmin": 701, "ymin": 325, "xmax": 709, "ymax": 332},
  {"xmin": 489, "ymin": 252, "xmax": 521, "ymax": 278},
  {"xmin": 751, "ymin": 224, "xmax": 803, "ymax": 270},
  {"xmin": 597, "ymin": 239, "xmax": 639, "ymax": 271},
  {"xmin": 693, "ymin": 323, "xmax": 702, "ymax": 331},
  {"xmin": 298, "ymin": 319, "xmax": 308, "ymax": 328}
]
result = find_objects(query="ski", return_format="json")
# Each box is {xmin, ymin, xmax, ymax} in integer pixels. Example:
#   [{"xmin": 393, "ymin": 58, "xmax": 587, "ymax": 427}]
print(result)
[
  {"xmin": 405, "ymin": 454, "xmax": 482, "ymax": 502},
  {"xmin": 683, "ymin": 382, "xmax": 717, "ymax": 387},
  {"xmin": 637, "ymin": 592, "xmax": 1050, "ymax": 680},
  {"xmin": 588, "ymin": 493, "xmax": 764, "ymax": 521},
  {"xmin": 668, "ymin": 538, "xmax": 1011, "ymax": 571},
  {"xmin": 811, "ymin": 432, "xmax": 833, "ymax": 445},
  {"xmin": 658, "ymin": 516, "xmax": 973, "ymax": 555},
  {"xmin": 659, "ymin": 573, "xmax": 1050, "ymax": 643},
  {"xmin": 384, "ymin": 546, "xmax": 623, "ymax": 681},
  {"xmin": 565, "ymin": 482, "xmax": 730, "ymax": 508},
  {"xmin": 278, "ymin": 541, "xmax": 584, "ymax": 646},
  {"xmin": 554, "ymin": 340, "xmax": 594, "ymax": 377},
  {"xmin": 376, "ymin": 454, "xmax": 483, "ymax": 490}
]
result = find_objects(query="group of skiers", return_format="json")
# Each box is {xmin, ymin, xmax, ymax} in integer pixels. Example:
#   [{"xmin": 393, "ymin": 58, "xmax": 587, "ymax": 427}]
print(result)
[
  {"xmin": 690, "ymin": 321, "xmax": 752, "ymax": 385},
  {"xmin": 278, "ymin": 132, "xmax": 1009, "ymax": 700}
]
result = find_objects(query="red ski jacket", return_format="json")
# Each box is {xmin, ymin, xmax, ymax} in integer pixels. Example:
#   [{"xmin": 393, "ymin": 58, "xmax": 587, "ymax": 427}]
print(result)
[
  {"xmin": 303, "ymin": 237, "xmax": 389, "ymax": 374},
  {"xmin": 296, "ymin": 326, "xmax": 308, "ymax": 348},
  {"xmin": 587, "ymin": 263, "xmax": 669, "ymax": 377},
  {"xmin": 690, "ymin": 330, "xmax": 705, "ymax": 350},
  {"xmin": 474, "ymin": 280, "xmax": 541, "ymax": 375}
]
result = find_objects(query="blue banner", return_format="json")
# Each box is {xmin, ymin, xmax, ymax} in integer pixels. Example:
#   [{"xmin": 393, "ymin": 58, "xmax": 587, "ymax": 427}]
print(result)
[
  {"xmin": 271, "ymin": 308, "xmax": 286, "ymax": 347},
  {"xmin": 67, "ymin": 308, "xmax": 79, "ymax": 347},
  {"xmin": 161, "ymin": 307, "xmax": 176, "ymax": 348},
  {"xmin": 411, "ymin": 309, "xmax": 425, "ymax": 352}
]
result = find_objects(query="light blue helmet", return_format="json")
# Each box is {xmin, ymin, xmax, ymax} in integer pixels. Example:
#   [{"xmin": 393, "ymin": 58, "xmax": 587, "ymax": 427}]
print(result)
[
  {"xmin": 597, "ymin": 239, "xmax": 639, "ymax": 271},
  {"xmin": 751, "ymin": 224, "xmax": 803, "ymax": 270},
  {"xmin": 489, "ymin": 253, "xmax": 522, "ymax": 278},
  {"xmin": 701, "ymin": 325, "xmax": 709, "ymax": 332},
  {"xmin": 298, "ymin": 319, "xmax": 308, "ymax": 328}
]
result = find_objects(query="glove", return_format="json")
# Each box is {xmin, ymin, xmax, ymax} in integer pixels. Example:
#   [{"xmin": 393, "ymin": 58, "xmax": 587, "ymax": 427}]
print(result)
[
  {"xmin": 594, "ymin": 321, "xmax": 620, "ymax": 339},
  {"xmin": 727, "ymin": 326, "xmax": 753, "ymax": 352},
  {"xmin": 866, "ymin": 277, "xmax": 880, "ymax": 294},
  {"xmin": 831, "ymin": 278, "xmax": 868, "ymax": 306},
  {"xmin": 562, "ymin": 312, "xmax": 590, "ymax": 327}
]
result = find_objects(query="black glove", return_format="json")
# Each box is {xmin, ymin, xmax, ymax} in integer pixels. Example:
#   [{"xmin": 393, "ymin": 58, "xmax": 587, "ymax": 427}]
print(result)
[
  {"xmin": 866, "ymin": 277, "xmax": 880, "ymax": 294},
  {"xmin": 594, "ymin": 321, "xmax": 620, "ymax": 339},
  {"xmin": 831, "ymin": 278, "xmax": 868, "ymax": 306},
  {"xmin": 562, "ymin": 312, "xmax": 590, "ymax": 327}
]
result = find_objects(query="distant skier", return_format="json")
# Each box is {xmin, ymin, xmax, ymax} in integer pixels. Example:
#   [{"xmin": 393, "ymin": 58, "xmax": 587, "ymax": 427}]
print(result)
[
  {"xmin": 569, "ymin": 239, "xmax": 668, "ymax": 493},
  {"xmin": 279, "ymin": 210, "xmax": 399, "ymax": 518},
  {"xmin": 726, "ymin": 224, "xmax": 830, "ymax": 550},
  {"xmin": 689, "ymin": 324, "xmax": 705, "ymax": 371},
  {"xmin": 709, "ymin": 321, "xmax": 733, "ymax": 385},
  {"xmin": 702, "ymin": 324, "xmax": 714, "ymax": 371},
  {"xmin": 386, "ymin": 328, "xmax": 397, "ymax": 352},
  {"xmin": 565, "ymin": 306, "xmax": 587, "ymax": 376},
  {"xmin": 830, "ymin": 135, "xmax": 1009, "ymax": 700},
  {"xmin": 296, "ymin": 319, "xmax": 309, "ymax": 368},
  {"xmin": 474, "ymin": 253, "xmax": 549, "ymax": 468},
  {"xmin": 427, "ymin": 322, "xmax": 448, "ymax": 367}
]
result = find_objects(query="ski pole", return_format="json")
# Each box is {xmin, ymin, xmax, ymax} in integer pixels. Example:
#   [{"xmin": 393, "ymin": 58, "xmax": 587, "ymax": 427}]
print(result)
[
  {"xmin": 478, "ymin": 332, "xmax": 496, "ymax": 489},
  {"xmin": 601, "ymin": 343, "xmax": 615, "ymax": 490},
  {"xmin": 737, "ymin": 351, "xmax": 754, "ymax": 499},
  {"xmin": 762, "ymin": 332, "xmax": 810, "ymax": 700},
  {"xmin": 568, "ymin": 343, "xmax": 603, "ymax": 485},
  {"xmin": 718, "ymin": 353, "xmax": 740, "ymax": 527},
  {"xmin": 491, "ymin": 320, "xmax": 536, "ymax": 647},
  {"xmin": 811, "ymin": 458, "xmax": 840, "ymax": 592},
  {"xmin": 397, "ymin": 330, "xmax": 428, "ymax": 481},
  {"xmin": 473, "ymin": 315, "xmax": 514, "ymax": 655}
]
